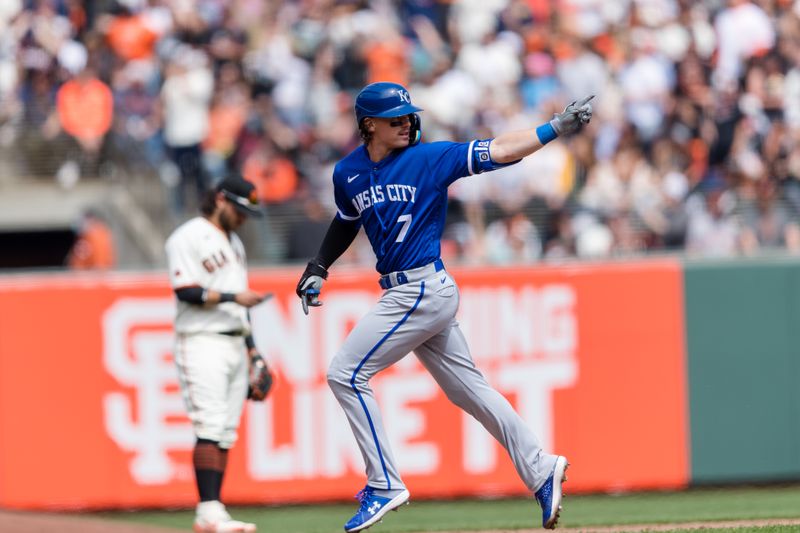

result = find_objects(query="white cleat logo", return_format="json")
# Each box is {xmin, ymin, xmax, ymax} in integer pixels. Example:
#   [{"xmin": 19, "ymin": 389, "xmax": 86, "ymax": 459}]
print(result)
[
  {"xmin": 368, "ymin": 502, "xmax": 381, "ymax": 515},
  {"xmin": 347, "ymin": 174, "xmax": 361, "ymax": 183}
]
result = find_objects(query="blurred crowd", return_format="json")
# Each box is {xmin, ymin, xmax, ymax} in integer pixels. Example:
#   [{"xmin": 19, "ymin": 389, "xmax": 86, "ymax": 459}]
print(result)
[{"xmin": 2, "ymin": 0, "xmax": 800, "ymax": 267}]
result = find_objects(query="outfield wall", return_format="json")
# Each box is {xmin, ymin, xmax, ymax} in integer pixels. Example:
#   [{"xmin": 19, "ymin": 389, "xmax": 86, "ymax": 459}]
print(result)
[
  {"xmin": 685, "ymin": 258, "xmax": 800, "ymax": 484},
  {"xmin": 0, "ymin": 260, "xmax": 690, "ymax": 510},
  {"xmin": 2, "ymin": 257, "xmax": 795, "ymax": 510}
]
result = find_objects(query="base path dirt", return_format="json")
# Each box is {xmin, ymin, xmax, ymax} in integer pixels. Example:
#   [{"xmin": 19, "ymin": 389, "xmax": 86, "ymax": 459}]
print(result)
[{"xmin": 0, "ymin": 510, "xmax": 181, "ymax": 532}]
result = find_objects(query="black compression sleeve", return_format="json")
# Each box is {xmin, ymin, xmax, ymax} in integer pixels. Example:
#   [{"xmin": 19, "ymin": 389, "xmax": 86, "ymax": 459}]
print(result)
[
  {"xmin": 315, "ymin": 216, "xmax": 360, "ymax": 269},
  {"xmin": 175, "ymin": 287, "xmax": 205, "ymax": 304},
  {"xmin": 245, "ymin": 311, "xmax": 256, "ymax": 351},
  {"xmin": 245, "ymin": 335, "xmax": 256, "ymax": 351}
]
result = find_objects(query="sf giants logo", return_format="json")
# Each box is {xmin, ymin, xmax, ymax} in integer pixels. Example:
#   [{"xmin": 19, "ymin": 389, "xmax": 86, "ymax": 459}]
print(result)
[
  {"xmin": 202, "ymin": 250, "xmax": 230, "ymax": 273},
  {"xmin": 102, "ymin": 298, "xmax": 194, "ymax": 484},
  {"xmin": 398, "ymin": 90, "xmax": 411, "ymax": 104}
]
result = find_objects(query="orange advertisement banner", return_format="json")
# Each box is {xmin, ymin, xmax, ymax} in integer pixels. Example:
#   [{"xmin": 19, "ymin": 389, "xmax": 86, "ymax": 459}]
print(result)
[{"xmin": 0, "ymin": 260, "xmax": 688, "ymax": 510}]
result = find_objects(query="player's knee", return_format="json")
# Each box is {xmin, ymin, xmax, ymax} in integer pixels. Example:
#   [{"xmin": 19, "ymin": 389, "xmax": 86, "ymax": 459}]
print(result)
[
  {"xmin": 219, "ymin": 434, "xmax": 237, "ymax": 449},
  {"xmin": 326, "ymin": 363, "xmax": 352, "ymax": 392},
  {"xmin": 443, "ymin": 388, "xmax": 476, "ymax": 412},
  {"xmin": 326, "ymin": 365, "xmax": 345, "ymax": 389},
  {"xmin": 196, "ymin": 429, "xmax": 225, "ymax": 443},
  {"xmin": 195, "ymin": 417, "xmax": 227, "ymax": 443}
]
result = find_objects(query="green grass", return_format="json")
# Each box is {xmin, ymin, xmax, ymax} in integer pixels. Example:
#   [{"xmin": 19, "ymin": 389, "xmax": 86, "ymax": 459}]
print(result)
[
  {"xmin": 96, "ymin": 485, "xmax": 800, "ymax": 532},
  {"xmin": 563, "ymin": 486, "xmax": 800, "ymax": 526}
]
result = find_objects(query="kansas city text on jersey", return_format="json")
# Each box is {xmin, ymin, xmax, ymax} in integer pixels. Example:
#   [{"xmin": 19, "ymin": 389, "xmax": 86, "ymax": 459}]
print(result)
[{"xmin": 351, "ymin": 184, "xmax": 417, "ymax": 215}]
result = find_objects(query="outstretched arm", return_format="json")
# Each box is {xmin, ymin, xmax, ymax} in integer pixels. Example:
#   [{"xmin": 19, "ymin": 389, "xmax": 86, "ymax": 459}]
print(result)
[{"xmin": 490, "ymin": 96, "xmax": 594, "ymax": 164}]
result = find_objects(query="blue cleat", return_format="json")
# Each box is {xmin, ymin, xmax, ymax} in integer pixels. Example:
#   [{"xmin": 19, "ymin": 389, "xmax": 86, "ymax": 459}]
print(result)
[
  {"xmin": 344, "ymin": 486, "xmax": 410, "ymax": 532},
  {"xmin": 534, "ymin": 456, "xmax": 569, "ymax": 529}
]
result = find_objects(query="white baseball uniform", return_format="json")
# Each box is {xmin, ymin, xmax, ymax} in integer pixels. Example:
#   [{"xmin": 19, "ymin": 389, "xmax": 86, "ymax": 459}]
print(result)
[{"xmin": 166, "ymin": 216, "xmax": 251, "ymax": 448}]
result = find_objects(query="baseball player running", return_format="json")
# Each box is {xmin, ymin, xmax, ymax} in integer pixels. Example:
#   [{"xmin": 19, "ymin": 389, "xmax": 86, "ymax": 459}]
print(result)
[
  {"xmin": 166, "ymin": 174, "xmax": 273, "ymax": 533},
  {"xmin": 296, "ymin": 82, "xmax": 593, "ymax": 531}
]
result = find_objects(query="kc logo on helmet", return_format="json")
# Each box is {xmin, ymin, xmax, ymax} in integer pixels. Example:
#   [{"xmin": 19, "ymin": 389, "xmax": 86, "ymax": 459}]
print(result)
[{"xmin": 398, "ymin": 90, "xmax": 411, "ymax": 104}]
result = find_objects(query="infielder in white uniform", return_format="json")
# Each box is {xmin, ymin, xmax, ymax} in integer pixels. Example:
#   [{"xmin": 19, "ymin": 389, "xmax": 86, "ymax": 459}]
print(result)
[
  {"xmin": 297, "ymin": 82, "xmax": 593, "ymax": 531},
  {"xmin": 166, "ymin": 174, "xmax": 273, "ymax": 533}
]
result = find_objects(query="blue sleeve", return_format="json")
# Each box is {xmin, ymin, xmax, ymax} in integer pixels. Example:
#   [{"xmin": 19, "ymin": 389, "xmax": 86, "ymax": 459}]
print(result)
[
  {"xmin": 424, "ymin": 141, "xmax": 475, "ymax": 188},
  {"xmin": 426, "ymin": 139, "xmax": 521, "ymax": 188},
  {"xmin": 332, "ymin": 169, "xmax": 360, "ymax": 221}
]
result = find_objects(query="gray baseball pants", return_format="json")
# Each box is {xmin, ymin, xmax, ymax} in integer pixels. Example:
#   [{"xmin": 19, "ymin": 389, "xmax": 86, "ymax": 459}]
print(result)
[{"xmin": 327, "ymin": 267, "xmax": 557, "ymax": 493}]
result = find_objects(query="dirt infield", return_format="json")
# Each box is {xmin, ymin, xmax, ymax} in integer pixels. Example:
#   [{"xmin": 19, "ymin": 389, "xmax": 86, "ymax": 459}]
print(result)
[
  {"xmin": 0, "ymin": 510, "xmax": 181, "ymax": 532},
  {"xmin": 2, "ymin": 511, "xmax": 800, "ymax": 533}
]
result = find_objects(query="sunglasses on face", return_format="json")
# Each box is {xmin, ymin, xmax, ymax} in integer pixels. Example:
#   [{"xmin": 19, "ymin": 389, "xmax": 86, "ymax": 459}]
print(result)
[{"xmin": 387, "ymin": 116, "xmax": 411, "ymax": 128}]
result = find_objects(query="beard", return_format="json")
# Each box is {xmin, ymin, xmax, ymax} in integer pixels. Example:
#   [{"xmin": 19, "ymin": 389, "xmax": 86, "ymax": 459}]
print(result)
[{"xmin": 220, "ymin": 207, "xmax": 244, "ymax": 232}]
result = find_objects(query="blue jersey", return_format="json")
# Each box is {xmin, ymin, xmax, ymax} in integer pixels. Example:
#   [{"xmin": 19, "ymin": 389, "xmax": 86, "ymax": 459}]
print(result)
[{"xmin": 333, "ymin": 140, "xmax": 491, "ymax": 274}]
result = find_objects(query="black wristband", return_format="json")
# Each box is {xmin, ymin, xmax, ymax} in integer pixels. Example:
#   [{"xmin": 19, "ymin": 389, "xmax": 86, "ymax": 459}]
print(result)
[
  {"xmin": 219, "ymin": 292, "xmax": 236, "ymax": 303},
  {"xmin": 306, "ymin": 260, "xmax": 329, "ymax": 280}
]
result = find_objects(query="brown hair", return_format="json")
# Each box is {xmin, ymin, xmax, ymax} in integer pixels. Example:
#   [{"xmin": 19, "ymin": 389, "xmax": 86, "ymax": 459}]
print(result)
[
  {"xmin": 199, "ymin": 189, "xmax": 218, "ymax": 216},
  {"xmin": 359, "ymin": 119, "xmax": 372, "ymax": 144}
]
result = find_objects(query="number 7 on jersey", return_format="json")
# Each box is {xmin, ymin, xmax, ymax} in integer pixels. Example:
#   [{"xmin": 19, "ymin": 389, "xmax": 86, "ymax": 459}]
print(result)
[{"xmin": 396, "ymin": 214, "xmax": 412, "ymax": 242}]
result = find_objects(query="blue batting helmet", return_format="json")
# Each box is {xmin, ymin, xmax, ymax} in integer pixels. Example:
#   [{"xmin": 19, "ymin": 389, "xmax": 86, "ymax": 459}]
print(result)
[{"xmin": 354, "ymin": 82, "xmax": 423, "ymax": 124}]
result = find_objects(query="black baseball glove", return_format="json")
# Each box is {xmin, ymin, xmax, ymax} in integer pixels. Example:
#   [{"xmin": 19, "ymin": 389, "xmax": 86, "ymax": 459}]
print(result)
[{"xmin": 247, "ymin": 354, "xmax": 273, "ymax": 401}]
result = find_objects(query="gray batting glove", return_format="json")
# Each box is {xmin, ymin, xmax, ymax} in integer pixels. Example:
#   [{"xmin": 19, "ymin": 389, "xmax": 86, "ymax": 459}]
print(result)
[
  {"xmin": 550, "ymin": 95, "xmax": 594, "ymax": 136},
  {"xmin": 296, "ymin": 260, "xmax": 328, "ymax": 315},
  {"xmin": 299, "ymin": 276, "xmax": 324, "ymax": 315}
]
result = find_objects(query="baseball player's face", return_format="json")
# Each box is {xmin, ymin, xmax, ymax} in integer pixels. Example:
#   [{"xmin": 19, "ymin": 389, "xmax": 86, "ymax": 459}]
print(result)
[
  {"xmin": 220, "ymin": 200, "xmax": 247, "ymax": 232},
  {"xmin": 369, "ymin": 115, "xmax": 412, "ymax": 150}
]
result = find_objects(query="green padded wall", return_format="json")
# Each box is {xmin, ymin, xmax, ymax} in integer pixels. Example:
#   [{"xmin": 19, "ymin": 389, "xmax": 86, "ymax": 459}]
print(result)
[{"xmin": 685, "ymin": 258, "xmax": 800, "ymax": 483}]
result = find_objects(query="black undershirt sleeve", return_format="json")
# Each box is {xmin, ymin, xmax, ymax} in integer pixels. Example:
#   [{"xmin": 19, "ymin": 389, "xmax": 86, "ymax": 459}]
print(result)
[
  {"xmin": 175, "ymin": 286, "xmax": 205, "ymax": 304},
  {"xmin": 315, "ymin": 216, "xmax": 361, "ymax": 269},
  {"xmin": 245, "ymin": 311, "xmax": 256, "ymax": 351}
]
